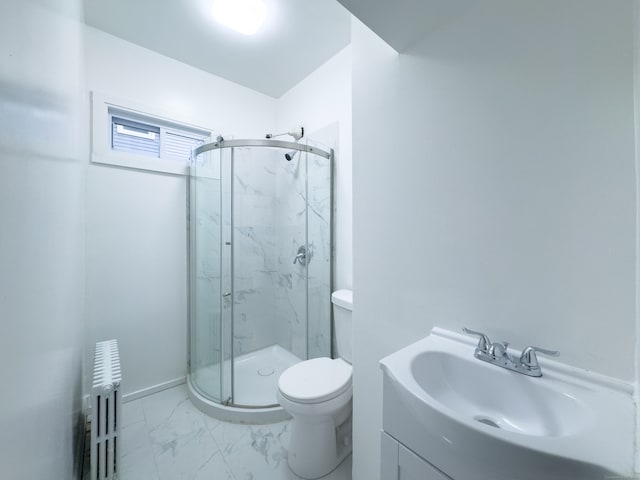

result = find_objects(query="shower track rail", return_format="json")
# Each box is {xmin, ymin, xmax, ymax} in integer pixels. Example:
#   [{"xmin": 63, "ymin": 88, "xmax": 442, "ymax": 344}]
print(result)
[{"xmin": 193, "ymin": 138, "xmax": 332, "ymax": 159}]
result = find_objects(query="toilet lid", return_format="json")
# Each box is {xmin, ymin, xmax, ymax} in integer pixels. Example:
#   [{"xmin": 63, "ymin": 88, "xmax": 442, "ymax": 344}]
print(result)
[{"xmin": 278, "ymin": 358, "xmax": 352, "ymax": 404}]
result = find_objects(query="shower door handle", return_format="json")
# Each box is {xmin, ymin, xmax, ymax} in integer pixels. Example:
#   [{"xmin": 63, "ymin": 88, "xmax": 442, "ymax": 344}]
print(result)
[{"xmin": 222, "ymin": 292, "xmax": 232, "ymax": 298}]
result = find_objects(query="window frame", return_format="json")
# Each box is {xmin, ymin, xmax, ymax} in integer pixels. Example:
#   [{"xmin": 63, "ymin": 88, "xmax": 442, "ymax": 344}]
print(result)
[{"xmin": 91, "ymin": 91, "xmax": 213, "ymax": 175}]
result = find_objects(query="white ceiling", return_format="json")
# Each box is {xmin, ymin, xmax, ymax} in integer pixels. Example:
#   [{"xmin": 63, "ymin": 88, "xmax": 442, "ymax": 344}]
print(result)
[{"xmin": 83, "ymin": 0, "xmax": 351, "ymax": 98}]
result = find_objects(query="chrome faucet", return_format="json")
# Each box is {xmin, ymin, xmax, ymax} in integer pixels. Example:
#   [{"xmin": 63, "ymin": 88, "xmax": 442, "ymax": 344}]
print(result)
[{"xmin": 462, "ymin": 328, "xmax": 559, "ymax": 377}]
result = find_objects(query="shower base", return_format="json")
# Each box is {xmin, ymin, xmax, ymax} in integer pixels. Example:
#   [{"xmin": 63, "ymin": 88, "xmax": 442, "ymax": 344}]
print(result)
[{"xmin": 188, "ymin": 344, "xmax": 302, "ymax": 423}]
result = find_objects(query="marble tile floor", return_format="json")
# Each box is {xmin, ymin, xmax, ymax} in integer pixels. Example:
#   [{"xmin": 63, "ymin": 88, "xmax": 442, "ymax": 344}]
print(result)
[{"xmin": 82, "ymin": 384, "xmax": 352, "ymax": 480}]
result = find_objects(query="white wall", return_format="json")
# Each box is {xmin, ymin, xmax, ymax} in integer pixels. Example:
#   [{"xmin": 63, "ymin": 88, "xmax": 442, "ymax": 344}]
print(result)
[
  {"xmin": 86, "ymin": 166, "xmax": 189, "ymax": 397},
  {"xmin": 276, "ymin": 46, "xmax": 353, "ymax": 290},
  {"xmin": 0, "ymin": 1, "xmax": 86, "ymax": 478},
  {"xmin": 84, "ymin": 26, "xmax": 275, "ymax": 397},
  {"xmin": 351, "ymin": 2, "xmax": 637, "ymax": 479},
  {"xmin": 635, "ymin": 1, "xmax": 640, "ymax": 473}
]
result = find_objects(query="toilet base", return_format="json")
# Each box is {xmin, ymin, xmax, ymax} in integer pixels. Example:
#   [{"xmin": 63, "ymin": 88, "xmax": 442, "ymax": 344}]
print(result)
[
  {"xmin": 289, "ymin": 452, "xmax": 352, "ymax": 480},
  {"xmin": 287, "ymin": 411, "xmax": 352, "ymax": 479}
]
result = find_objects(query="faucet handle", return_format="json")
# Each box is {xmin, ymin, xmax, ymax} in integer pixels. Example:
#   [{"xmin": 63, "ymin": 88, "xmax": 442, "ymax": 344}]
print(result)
[
  {"xmin": 462, "ymin": 328, "xmax": 491, "ymax": 352},
  {"xmin": 519, "ymin": 346, "xmax": 559, "ymax": 369}
]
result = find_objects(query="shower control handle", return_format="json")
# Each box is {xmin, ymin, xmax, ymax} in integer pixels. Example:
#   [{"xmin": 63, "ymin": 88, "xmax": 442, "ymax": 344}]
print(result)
[{"xmin": 293, "ymin": 246, "xmax": 307, "ymax": 266}]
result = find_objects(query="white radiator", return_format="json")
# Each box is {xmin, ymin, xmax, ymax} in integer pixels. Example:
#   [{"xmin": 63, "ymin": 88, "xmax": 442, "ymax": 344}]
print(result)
[{"xmin": 91, "ymin": 339, "xmax": 122, "ymax": 480}]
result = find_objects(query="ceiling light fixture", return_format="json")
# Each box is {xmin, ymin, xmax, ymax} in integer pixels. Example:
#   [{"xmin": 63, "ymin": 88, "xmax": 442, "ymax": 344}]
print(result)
[{"xmin": 212, "ymin": 0, "xmax": 267, "ymax": 35}]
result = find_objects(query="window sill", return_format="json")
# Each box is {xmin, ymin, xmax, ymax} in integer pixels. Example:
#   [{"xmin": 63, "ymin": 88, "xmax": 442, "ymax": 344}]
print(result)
[{"xmin": 91, "ymin": 152, "xmax": 189, "ymax": 176}]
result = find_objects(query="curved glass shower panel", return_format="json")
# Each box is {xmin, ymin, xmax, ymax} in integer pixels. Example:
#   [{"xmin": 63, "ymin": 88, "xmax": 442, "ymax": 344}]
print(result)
[
  {"xmin": 189, "ymin": 148, "xmax": 223, "ymax": 403},
  {"xmin": 220, "ymin": 146, "xmax": 233, "ymax": 405},
  {"xmin": 306, "ymin": 141, "xmax": 333, "ymax": 359},
  {"xmin": 189, "ymin": 139, "xmax": 332, "ymax": 414}
]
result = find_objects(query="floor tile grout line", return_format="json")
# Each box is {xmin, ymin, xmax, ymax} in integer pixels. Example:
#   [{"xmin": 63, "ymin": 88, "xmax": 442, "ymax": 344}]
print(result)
[
  {"xmin": 143, "ymin": 386, "xmax": 234, "ymax": 480},
  {"xmin": 140, "ymin": 396, "xmax": 163, "ymax": 480},
  {"xmin": 213, "ymin": 419, "xmax": 296, "ymax": 479},
  {"xmin": 204, "ymin": 411, "xmax": 257, "ymax": 480},
  {"xmin": 203, "ymin": 417, "xmax": 240, "ymax": 480}
]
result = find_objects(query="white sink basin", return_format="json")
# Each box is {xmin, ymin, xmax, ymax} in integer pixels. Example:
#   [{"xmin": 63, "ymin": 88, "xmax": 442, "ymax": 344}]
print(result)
[
  {"xmin": 411, "ymin": 350, "xmax": 586, "ymax": 437},
  {"xmin": 381, "ymin": 328, "xmax": 635, "ymax": 480}
]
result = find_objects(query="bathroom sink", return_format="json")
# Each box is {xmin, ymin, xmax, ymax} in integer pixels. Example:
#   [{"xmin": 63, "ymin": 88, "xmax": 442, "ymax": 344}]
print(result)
[
  {"xmin": 410, "ymin": 350, "xmax": 585, "ymax": 437},
  {"xmin": 380, "ymin": 328, "xmax": 635, "ymax": 480}
]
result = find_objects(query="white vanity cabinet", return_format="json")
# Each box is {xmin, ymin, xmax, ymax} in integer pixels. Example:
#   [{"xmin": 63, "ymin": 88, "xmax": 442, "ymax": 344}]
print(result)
[
  {"xmin": 381, "ymin": 431, "xmax": 453, "ymax": 480},
  {"xmin": 378, "ymin": 328, "xmax": 636, "ymax": 480}
]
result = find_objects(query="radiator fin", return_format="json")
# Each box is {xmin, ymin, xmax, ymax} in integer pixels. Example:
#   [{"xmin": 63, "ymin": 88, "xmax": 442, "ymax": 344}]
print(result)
[{"xmin": 91, "ymin": 340, "xmax": 122, "ymax": 480}]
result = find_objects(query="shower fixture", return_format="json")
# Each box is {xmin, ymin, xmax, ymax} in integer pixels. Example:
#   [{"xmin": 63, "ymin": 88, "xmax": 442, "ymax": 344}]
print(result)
[
  {"xmin": 285, "ymin": 150, "xmax": 298, "ymax": 161},
  {"xmin": 265, "ymin": 126, "xmax": 304, "ymax": 141}
]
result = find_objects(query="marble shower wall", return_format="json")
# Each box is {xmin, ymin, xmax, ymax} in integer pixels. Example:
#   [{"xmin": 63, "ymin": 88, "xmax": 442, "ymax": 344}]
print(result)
[
  {"xmin": 274, "ymin": 145, "xmax": 333, "ymax": 361},
  {"xmin": 233, "ymin": 144, "xmax": 332, "ymax": 361},
  {"xmin": 275, "ymin": 153, "xmax": 308, "ymax": 359},
  {"xmin": 232, "ymin": 147, "xmax": 279, "ymax": 356}
]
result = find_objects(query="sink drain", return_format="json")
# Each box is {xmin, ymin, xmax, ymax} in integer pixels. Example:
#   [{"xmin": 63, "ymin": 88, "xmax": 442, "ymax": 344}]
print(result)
[
  {"xmin": 257, "ymin": 368, "xmax": 275, "ymax": 376},
  {"xmin": 474, "ymin": 415, "xmax": 501, "ymax": 429}
]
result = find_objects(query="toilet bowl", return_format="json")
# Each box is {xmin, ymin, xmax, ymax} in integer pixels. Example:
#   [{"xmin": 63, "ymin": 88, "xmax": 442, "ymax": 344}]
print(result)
[{"xmin": 277, "ymin": 290, "xmax": 353, "ymax": 479}]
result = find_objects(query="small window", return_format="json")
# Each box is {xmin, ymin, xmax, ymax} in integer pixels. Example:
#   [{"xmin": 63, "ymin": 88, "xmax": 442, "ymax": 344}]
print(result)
[
  {"xmin": 109, "ymin": 111, "xmax": 207, "ymax": 163},
  {"xmin": 92, "ymin": 92, "xmax": 212, "ymax": 175},
  {"xmin": 112, "ymin": 117, "xmax": 160, "ymax": 157},
  {"xmin": 164, "ymin": 130, "xmax": 206, "ymax": 162}
]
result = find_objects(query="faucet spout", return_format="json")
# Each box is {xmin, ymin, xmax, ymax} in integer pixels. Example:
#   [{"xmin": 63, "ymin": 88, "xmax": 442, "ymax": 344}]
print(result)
[{"xmin": 488, "ymin": 342, "xmax": 509, "ymax": 358}]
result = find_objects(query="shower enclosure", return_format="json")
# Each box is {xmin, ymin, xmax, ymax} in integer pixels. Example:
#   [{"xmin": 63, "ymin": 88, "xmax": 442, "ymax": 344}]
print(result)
[{"xmin": 187, "ymin": 138, "xmax": 333, "ymax": 422}]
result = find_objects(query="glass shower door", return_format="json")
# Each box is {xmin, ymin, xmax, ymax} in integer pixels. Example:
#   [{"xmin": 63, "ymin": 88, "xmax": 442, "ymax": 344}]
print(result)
[
  {"xmin": 219, "ymin": 146, "xmax": 233, "ymax": 405},
  {"xmin": 305, "ymin": 142, "xmax": 333, "ymax": 359},
  {"xmin": 189, "ymin": 148, "xmax": 224, "ymax": 402}
]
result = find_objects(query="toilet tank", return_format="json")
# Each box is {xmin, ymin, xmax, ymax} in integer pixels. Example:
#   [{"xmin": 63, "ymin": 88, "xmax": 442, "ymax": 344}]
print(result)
[{"xmin": 332, "ymin": 289, "xmax": 353, "ymax": 364}]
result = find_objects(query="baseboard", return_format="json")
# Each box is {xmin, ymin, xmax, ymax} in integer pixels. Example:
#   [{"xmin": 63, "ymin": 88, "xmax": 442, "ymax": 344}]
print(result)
[{"xmin": 122, "ymin": 376, "xmax": 186, "ymax": 403}]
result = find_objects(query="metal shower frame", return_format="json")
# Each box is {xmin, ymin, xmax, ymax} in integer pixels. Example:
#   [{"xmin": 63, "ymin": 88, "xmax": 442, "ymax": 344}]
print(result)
[
  {"xmin": 188, "ymin": 137, "xmax": 334, "ymax": 413},
  {"xmin": 193, "ymin": 138, "xmax": 332, "ymax": 159}
]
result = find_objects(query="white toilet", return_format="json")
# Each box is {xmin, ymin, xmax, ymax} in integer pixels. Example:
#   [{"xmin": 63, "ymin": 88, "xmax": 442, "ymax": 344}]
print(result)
[{"xmin": 277, "ymin": 289, "xmax": 353, "ymax": 479}]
